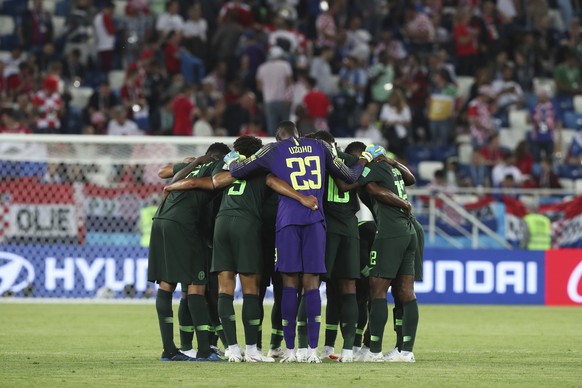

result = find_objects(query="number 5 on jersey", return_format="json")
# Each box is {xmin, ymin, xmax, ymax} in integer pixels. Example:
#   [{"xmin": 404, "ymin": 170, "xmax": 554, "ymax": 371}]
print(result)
[{"xmin": 286, "ymin": 156, "xmax": 322, "ymax": 191}]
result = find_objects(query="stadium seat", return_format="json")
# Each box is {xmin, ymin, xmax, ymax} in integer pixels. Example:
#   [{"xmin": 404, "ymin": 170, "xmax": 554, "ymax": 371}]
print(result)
[
  {"xmin": 559, "ymin": 178, "xmax": 574, "ymax": 190},
  {"xmin": 418, "ymin": 161, "xmax": 443, "ymax": 181},
  {"xmin": 456, "ymin": 133, "xmax": 471, "ymax": 144},
  {"xmin": 0, "ymin": 15, "xmax": 15, "ymax": 35},
  {"xmin": 69, "ymin": 87, "xmax": 93, "ymax": 109},
  {"xmin": 533, "ymin": 78, "xmax": 556, "ymax": 98},
  {"xmin": 0, "ymin": 34, "xmax": 18, "ymax": 50},
  {"xmin": 406, "ymin": 145, "xmax": 433, "ymax": 164},
  {"xmin": 499, "ymin": 128, "xmax": 524, "ymax": 150},
  {"xmin": 456, "ymin": 76, "xmax": 474, "ymax": 102},
  {"xmin": 108, "ymin": 70, "xmax": 125, "ymax": 91},
  {"xmin": 114, "ymin": 1, "xmax": 127, "ymax": 18},
  {"xmin": 0, "ymin": 0, "xmax": 27, "ymax": 16},
  {"xmin": 432, "ymin": 145, "xmax": 456, "ymax": 162},
  {"xmin": 563, "ymin": 111, "xmax": 582, "ymax": 130},
  {"xmin": 575, "ymin": 179, "xmax": 582, "ymax": 194},
  {"xmin": 558, "ymin": 164, "xmax": 582, "ymax": 179},
  {"xmin": 458, "ymin": 143, "xmax": 473, "ymax": 164},
  {"xmin": 574, "ymin": 95, "xmax": 582, "ymax": 114},
  {"xmin": 509, "ymin": 110, "xmax": 528, "ymax": 130},
  {"xmin": 52, "ymin": 16, "xmax": 65, "ymax": 36},
  {"xmin": 561, "ymin": 130, "xmax": 576, "ymax": 152},
  {"xmin": 554, "ymin": 95, "xmax": 574, "ymax": 116},
  {"xmin": 28, "ymin": 0, "xmax": 56, "ymax": 14}
]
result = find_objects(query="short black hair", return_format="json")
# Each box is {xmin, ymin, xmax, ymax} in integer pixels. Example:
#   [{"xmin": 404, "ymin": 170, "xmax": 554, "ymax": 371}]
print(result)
[
  {"xmin": 345, "ymin": 141, "xmax": 366, "ymax": 156},
  {"xmin": 310, "ymin": 130, "xmax": 335, "ymax": 145},
  {"xmin": 234, "ymin": 136, "xmax": 263, "ymax": 157},
  {"xmin": 205, "ymin": 142, "xmax": 231, "ymax": 158},
  {"xmin": 275, "ymin": 120, "xmax": 299, "ymax": 141}
]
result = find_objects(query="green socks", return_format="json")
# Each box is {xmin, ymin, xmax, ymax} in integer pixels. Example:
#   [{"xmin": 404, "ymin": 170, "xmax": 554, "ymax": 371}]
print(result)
[
  {"xmin": 178, "ymin": 297, "xmax": 194, "ymax": 351},
  {"xmin": 393, "ymin": 300, "xmax": 404, "ymax": 350},
  {"xmin": 187, "ymin": 294, "xmax": 211, "ymax": 357},
  {"xmin": 218, "ymin": 293, "xmax": 237, "ymax": 346},
  {"xmin": 156, "ymin": 289, "xmax": 177, "ymax": 354},
  {"xmin": 369, "ymin": 298, "xmax": 387, "ymax": 354},
  {"xmin": 340, "ymin": 293, "xmax": 358, "ymax": 350},
  {"xmin": 354, "ymin": 300, "xmax": 368, "ymax": 347},
  {"xmin": 242, "ymin": 294, "xmax": 261, "ymax": 346},
  {"xmin": 402, "ymin": 299, "xmax": 419, "ymax": 352},
  {"xmin": 324, "ymin": 294, "xmax": 339, "ymax": 348}
]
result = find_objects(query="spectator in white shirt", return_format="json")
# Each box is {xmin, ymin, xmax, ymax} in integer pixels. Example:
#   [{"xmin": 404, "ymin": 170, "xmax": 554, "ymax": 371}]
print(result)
[
  {"xmin": 492, "ymin": 152, "xmax": 523, "ymax": 187},
  {"xmin": 309, "ymin": 46, "xmax": 335, "ymax": 96},
  {"xmin": 107, "ymin": 107, "xmax": 143, "ymax": 136},
  {"xmin": 156, "ymin": 0, "xmax": 184, "ymax": 38},
  {"xmin": 491, "ymin": 63, "xmax": 523, "ymax": 114},
  {"xmin": 256, "ymin": 46, "xmax": 292, "ymax": 135}
]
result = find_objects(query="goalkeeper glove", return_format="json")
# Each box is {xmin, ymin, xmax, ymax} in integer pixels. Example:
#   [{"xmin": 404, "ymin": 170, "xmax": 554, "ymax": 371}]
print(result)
[
  {"xmin": 224, "ymin": 151, "xmax": 241, "ymax": 167},
  {"xmin": 360, "ymin": 144, "xmax": 386, "ymax": 162}
]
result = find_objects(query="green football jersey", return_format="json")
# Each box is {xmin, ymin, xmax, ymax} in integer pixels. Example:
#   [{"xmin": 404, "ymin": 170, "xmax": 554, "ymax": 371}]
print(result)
[
  {"xmin": 357, "ymin": 162, "xmax": 412, "ymax": 238},
  {"xmin": 323, "ymin": 151, "xmax": 360, "ymax": 237},
  {"xmin": 154, "ymin": 160, "xmax": 222, "ymax": 226},
  {"xmin": 212, "ymin": 162, "xmax": 268, "ymax": 221}
]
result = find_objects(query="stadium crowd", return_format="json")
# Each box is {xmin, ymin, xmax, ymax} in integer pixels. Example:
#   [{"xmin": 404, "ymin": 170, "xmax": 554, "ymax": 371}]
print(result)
[{"xmin": 0, "ymin": 0, "xmax": 581, "ymax": 190}]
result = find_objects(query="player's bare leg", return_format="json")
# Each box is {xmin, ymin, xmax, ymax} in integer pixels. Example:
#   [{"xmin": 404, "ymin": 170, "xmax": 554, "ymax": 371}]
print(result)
[{"xmin": 385, "ymin": 275, "xmax": 417, "ymax": 363}]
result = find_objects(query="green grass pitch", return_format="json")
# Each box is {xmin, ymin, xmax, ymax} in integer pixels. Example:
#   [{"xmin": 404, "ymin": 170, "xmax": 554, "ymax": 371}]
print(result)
[{"xmin": 1, "ymin": 303, "xmax": 581, "ymax": 387}]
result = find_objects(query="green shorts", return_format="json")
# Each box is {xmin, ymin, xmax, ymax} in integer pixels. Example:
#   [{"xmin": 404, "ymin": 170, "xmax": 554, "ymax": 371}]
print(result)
[
  {"xmin": 369, "ymin": 233, "xmax": 417, "ymax": 279},
  {"xmin": 211, "ymin": 216, "xmax": 262, "ymax": 274},
  {"xmin": 412, "ymin": 218, "xmax": 424, "ymax": 282},
  {"xmin": 325, "ymin": 232, "xmax": 360, "ymax": 279},
  {"xmin": 147, "ymin": 218, "xmax": 207, "ymax": 285}
]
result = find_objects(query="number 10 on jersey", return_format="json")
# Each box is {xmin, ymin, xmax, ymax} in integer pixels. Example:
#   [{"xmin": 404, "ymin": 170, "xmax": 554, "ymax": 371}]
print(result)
[{"xmin": 286, "ymin": 156, "xmax": 322, "ymax": 190}]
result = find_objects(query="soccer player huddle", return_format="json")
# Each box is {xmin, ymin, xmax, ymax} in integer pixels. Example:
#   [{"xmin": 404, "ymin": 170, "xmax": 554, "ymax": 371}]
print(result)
[{"xmin": 147, "ymin": 121, "xmax": 423, "ymax": 363}]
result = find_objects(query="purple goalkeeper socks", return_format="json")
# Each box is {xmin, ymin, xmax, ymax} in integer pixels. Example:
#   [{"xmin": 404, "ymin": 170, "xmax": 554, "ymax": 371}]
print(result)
[
  {"xmin": 304, "ymin": 289, "xmax": 321, "ymax": 349},
  {"xmin": 281, "ymin": 287, "xmax": 299, "ymax": 349}
]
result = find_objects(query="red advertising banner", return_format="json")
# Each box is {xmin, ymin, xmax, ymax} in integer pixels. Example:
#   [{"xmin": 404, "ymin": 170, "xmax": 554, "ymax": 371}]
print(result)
[{"xmin": 545, "ymin": 250, "xmax": 582, "ymax": 306}]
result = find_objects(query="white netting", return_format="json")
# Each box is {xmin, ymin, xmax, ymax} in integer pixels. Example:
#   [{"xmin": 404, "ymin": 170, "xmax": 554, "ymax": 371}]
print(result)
[{"xmin": 0, "ymin": 134, "xmax": 365, "ymax": 299}]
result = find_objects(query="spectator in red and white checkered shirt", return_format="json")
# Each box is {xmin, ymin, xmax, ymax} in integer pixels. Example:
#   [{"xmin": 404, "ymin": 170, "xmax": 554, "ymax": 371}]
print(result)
[
  {"xmin": 31, "ymin": 75, "xmax": 62, "ymax": 133},
  {"xmin": 404, "ymin": 3, "xmax": 435, "ymax": 52},
  {"xmin": 315, "ymin": 1, "xmax": 339, "ymax": 49},
  {"xmin": 468, "ymin": 85, "xmax": 497, "ymax": 149}
]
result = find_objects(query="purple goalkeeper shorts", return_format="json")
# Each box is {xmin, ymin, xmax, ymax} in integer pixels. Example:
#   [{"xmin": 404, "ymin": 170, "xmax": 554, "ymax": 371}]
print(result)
[{"xmin": 275, "ymin": 222, "xmax": 327, "ymax": 274}]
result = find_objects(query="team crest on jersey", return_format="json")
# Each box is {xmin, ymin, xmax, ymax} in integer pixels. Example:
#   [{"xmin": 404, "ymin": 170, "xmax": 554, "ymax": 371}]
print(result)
[
  {"xmin": 198, "ymin": 271, "xmax": 205, "ymax": 280},
  {"xmin": 361, "ymin": 167, "xmax": 371, "ymax": 177}
]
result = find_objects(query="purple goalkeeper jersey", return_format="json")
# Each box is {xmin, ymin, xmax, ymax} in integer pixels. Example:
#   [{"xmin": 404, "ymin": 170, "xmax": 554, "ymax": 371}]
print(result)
[{"xmin": 229, "ymin": 137, "xmax": 364, "ymax": 230}]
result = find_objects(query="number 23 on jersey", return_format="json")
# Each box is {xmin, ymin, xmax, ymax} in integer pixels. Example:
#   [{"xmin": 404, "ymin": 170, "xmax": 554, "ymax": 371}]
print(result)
[{"xmin": 286, "ymin": 156, "xmax": 322, "ymax": 190}]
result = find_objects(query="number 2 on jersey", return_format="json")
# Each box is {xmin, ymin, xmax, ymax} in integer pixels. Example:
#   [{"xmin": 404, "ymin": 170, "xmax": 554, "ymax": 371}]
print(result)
[{"xmin": 286, "ymin": 156, "xmax": 322, "ymax": 190}]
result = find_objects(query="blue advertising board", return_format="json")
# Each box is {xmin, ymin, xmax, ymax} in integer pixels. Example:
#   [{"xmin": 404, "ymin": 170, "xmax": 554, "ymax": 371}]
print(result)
[
  {"xmin": 0, "ymin": 245, "xmax": 546, "ymax": 304},
  {"xmin": 416, "ymin": 249, "xmax": 545, "ymax": 304}
]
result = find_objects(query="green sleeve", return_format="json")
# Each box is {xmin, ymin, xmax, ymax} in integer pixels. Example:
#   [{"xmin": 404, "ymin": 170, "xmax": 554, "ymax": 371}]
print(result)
[
  {"xmin": 172, "ymin": 163, "xmax": 188, "ymax": 175},
  {"xmin": 358, "ymin": 164, "xmax": 383, "ymax": 186},
  {"xmin": 338, "ymin": 151, "xmax": 359, "ymax": 167},
  {"xmin": 211, "ymin": 161, "xmax": 227, "ymax": 176}
]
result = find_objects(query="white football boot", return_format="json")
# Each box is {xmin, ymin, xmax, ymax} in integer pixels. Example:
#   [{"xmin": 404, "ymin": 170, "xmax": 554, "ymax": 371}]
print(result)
[
  {"xmin": 226, "ymin": 345, "xmax": 243, "ymax": 362},
  {"xmin": 296, "ymin": 348, "xmax": 309, "ymax": 362},
  {"xmin": 244, "ymin": 346, "xmax": 276, "ymax": 363},
  {"xmin": 305, "ymin": 348, "xmax": 322, "ymax": 364},
  {"xmin": 280, "ymin": 348, "xmax": 297, "ymax": 363},
  {"xmin": 321, "ymin": 346, "xmax": 338, "ymax": 360},
  {"xmin": 385, "ymin": 350, "xmax": 416, "ymax": 363},
  {"xmin": 358, "ymin": 349, "xmax": 385, "ymax": 362},
  {"xmin": 267, "ymin": 347, "xmax": 285, "ymax": 358},
  {"xmin": 180, "ymin": 349, "xmax": 197, "ymax": 358},
  {"xmin": 338, "ymin": 349, "xmax": 354, "ymax": 363}
]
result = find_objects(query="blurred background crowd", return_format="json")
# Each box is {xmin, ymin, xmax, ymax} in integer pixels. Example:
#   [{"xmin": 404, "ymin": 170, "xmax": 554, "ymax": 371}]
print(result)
[{"xmin": 0, "ymin": 0, "xmax": 582, "ymax": 189}]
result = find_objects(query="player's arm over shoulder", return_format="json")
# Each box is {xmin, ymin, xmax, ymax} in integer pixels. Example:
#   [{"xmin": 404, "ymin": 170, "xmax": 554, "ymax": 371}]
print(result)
[
  {"xmin": 321, "ymin": 140, "xmax": 365, "ymax": 183},
  {"xmin": 229, "ymin": 142, "xmax": 276, "ymax": 178}
]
